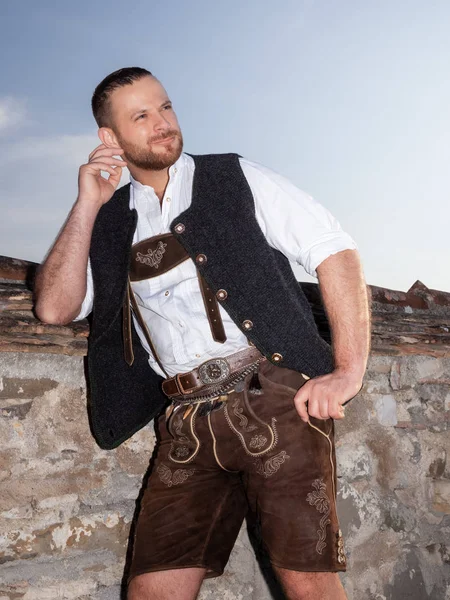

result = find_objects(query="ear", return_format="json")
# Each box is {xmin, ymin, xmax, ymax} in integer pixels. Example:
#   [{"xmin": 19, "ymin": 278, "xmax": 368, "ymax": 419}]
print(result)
[{"xmin": 98, "ymin": 127, "xmax": 120, "ymax": 148}]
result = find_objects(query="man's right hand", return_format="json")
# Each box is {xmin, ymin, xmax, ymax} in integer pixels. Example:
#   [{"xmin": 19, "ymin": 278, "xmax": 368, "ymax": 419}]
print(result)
[
  {"xmin": 35, "ymin": 144, "xmax": 128, "ymax": 324},
  {"xmin": 78, "ymin": 144, "xmax": 128, "ymax": 206}
]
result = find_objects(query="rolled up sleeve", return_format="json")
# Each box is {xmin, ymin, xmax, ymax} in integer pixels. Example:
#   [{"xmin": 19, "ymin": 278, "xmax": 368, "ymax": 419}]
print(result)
[
  {"xmin": 297, "ymin": 230, "xmax": 358, "ymax": 278},
  {"xmin": 73, "ymin": 258, "xmax": 94, "ymax": 321},
  {"xmin": 240, "ymin": 158, "xmax": 358, "ymax": 278}
]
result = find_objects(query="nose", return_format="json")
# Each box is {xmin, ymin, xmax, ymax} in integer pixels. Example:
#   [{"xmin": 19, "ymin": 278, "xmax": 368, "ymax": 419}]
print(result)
[{"xmin": 153, "ymin": 112, "xmax": 171, "ymax": 134}]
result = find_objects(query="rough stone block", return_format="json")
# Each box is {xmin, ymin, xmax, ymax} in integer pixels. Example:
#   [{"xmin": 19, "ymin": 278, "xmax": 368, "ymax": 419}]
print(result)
[
  {"xmin": 433, "ymin": 480, "xmax": 450, "ymax": 513},
  {"xmin": 0, "ymin": 377, "xmax": 58, "ymax": 400},
  {"xmin": 416, "ymin": 357, "xmax": 446, "ymax": 381},
  {"xmin": 363, "ymin": 373, "xmax": 391, "ymax": 394},
  {"xmin": 374, "ymin": 394, "xmax": 398, "ymax": 426},
  {"xmin": 389, "ymin": 361, "xmax": 401, "ymax": 390},
  {"xmin": 336, "ymin": 444, "xmax": 373, "ymax": 481}
]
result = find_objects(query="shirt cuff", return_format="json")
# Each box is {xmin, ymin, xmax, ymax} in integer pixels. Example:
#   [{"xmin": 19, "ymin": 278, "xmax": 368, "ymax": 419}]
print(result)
[{"xmin": 297, "ymin": 232, "xmax": 359, "ymax": 278}]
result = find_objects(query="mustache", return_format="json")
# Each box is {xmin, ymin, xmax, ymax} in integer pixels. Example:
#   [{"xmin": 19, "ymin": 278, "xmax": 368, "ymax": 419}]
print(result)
[{"xmin": 149, "ymin": 131, "xmax": 180, "ymax": 143}]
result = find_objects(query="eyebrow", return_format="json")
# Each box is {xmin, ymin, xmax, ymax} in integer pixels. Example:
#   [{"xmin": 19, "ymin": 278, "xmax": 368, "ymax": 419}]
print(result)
[{"xmin": 130, "ymin": 100, "xmax": 172, "ymax": 119}]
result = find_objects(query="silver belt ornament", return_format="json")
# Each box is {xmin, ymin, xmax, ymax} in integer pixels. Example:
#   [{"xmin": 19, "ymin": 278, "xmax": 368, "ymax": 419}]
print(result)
[{"xmin": 198, "ymin": 358, "xmax": 231, "ymax": 385}]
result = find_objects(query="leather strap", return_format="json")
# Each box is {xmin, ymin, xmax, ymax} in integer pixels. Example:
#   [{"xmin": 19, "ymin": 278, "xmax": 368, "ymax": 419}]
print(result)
[
  {"xmin": 129, "ymin": 233, "xmax": 190, "ymax": 282},
  {"xmin": 123, "ymin": 282, "xmax": 134, "ymax": 366},
  {"xmin": 162, "ymin": 346, "xmax": 263, "ymax": 398},
  {"xmin": 127, "ymin": 279, "xmax": 169, "ymax": 378},
  {"xmin": 197, "ymin": 273, "xmax": 226, "ymax": 343}
]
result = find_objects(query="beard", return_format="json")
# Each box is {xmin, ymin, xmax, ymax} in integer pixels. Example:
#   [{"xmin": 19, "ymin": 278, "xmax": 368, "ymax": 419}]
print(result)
[{"xmin": 117, "ymin": 130, "xmax": 184, "ymax": 170}]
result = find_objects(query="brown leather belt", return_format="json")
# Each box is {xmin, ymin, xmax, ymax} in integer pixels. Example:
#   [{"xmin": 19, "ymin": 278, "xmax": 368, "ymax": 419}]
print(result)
[{"xmin": 162, "ymin": 347, "xmax": 264, "ymax": 399}]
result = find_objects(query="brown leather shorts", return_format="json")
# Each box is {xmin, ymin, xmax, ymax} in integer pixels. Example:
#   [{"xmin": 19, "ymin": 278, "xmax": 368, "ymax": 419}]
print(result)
[{"xmin": 128, "ymin": 360, "xmax": 346, "ymax": 582}]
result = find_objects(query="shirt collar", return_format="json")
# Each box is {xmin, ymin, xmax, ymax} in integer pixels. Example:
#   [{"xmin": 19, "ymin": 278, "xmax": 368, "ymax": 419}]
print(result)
[{"xmin": 129, "ymin": 152, "xmax": 187, "ymax": 192}]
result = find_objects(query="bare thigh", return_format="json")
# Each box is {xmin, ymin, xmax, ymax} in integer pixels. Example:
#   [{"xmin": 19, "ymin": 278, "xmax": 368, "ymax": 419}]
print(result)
[
  {"xmin": 127, "ymin": 567, "xmax": 207, "ymax": 600},
  {"xmin": 273, "ymin": 566, "xmax": 347, "ymax": 600}
]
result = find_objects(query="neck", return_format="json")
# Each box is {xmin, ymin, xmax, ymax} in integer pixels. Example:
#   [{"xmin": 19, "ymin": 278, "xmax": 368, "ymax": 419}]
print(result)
[{"xmin": 129, "ymin": 165, "xmax": 171, "ymax": 201}]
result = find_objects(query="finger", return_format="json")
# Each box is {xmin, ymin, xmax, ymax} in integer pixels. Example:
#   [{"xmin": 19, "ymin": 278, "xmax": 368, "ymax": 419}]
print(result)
[
  {"xmin": 89, "ymin": 157, "xmax": 128, "ymax": 167},
  {"xmin": 307, "ymin": 396, "xmax": 323, "ymax": 420},
  {"xmin": 82, "ymin": 162, "xmax": 117, "ymax": 176},
  {"xmin": 293, "ymin": 386, "xmax": 309, "ymax": 422},
  {"xmin": 88, "ymin": 144, "xmax": 106, "ymax": 161},
  {"xmin": 84, "ymin": 161, "xmax": 123, "ymax": 172},
  {"xmin": 108, "ymin": 166, "xmax": 123, "ymax": 185},
  {"xmin": 89, "ymin": 147, "xmax": 125, "ymax": 161},
  {"xmin": 328, "ymin": 398, "xmax": 344, "ymax": 420},
  {"xmin": 335, "ymin": 405, "xmax": 346, "ymax": 420},
  {"xmin": 319, "ymin": 396, "xmax": 331, "ymax": 419}
]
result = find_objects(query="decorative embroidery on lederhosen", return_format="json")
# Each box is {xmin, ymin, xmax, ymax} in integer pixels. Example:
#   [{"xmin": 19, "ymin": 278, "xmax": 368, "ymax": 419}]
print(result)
[
  {"xmin": 306, "ymin": 478, "xmax": 331, "ymax": 555},
  {"xmin": 224, "ymin": 395, "xmax": 278, "ymax": 457},
  {"xmin": 253, "ymin": 450, "xmax": 290, "ymax": 478},
  {"xmin": 157, "ymin": 463, "xmax": 195, "ymax": 487},
  {"xmin": 167, "ymin": 403, "xmax": 201, "ymax": 464}
]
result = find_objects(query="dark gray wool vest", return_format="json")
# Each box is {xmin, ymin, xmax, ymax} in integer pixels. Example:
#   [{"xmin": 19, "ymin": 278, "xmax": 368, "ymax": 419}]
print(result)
[{"xmin": 88, "ymin": 153, "xmax": 334, "ymax": 449}]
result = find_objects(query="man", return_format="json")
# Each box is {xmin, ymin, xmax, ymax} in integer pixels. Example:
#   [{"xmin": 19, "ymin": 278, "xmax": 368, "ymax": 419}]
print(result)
[{"xmin": 34, "ymin": 67, "xmax": 370, "ymax": 600}]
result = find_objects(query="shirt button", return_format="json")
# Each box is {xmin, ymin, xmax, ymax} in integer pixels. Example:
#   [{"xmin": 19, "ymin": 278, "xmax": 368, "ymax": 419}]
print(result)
[
  {"xmin": 174, "ymin": 223, "xmax": 185, "ymax": 233},
  {"xmin": 271, "ymin": 353, "xmax": 283, "ymax": 363},
  {"xmin": 196, "ymin": 254, "xmax": 207, "ymax": 264},
  {"xmin": 164, "ymin": 290, "xmax": 170, "ymax": 296},
  {"xmin": 166, "ymin": 197, "xmax": 171, "ymax": 202},
  {"xmin": 173, "ymin": 167, "xmax": 178, "ymax": 174},
  {"xmin": 216, "ymin": 289, "xmax": 228, "ymax": 301},
  {"xmin": 242, "ymin": 320, "xmax": 253, "ymax": 330},
  {"xmin": 195, "ymin": 353, "xmax": 201, "ymax": 358}
]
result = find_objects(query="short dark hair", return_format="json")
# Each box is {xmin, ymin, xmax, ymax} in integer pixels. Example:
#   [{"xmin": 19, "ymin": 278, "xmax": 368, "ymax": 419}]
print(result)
[{"xmin": 91, "ymin": 66, "xmax": 153, "ymax": 128}]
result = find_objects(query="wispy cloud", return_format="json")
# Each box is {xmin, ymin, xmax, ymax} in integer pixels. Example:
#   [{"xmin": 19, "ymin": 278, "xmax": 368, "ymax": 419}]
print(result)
[{"xmin": 0, "ymin": 97, "xmax": 27, "ymax": 134}]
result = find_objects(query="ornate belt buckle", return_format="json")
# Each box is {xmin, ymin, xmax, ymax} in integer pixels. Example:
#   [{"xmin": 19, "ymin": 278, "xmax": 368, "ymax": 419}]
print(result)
[{"xmin": 198, "ymin": 358, "xmax": 230, "ymax": 385}]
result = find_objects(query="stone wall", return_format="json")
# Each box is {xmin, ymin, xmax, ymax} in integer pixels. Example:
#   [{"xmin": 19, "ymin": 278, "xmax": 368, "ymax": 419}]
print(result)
[
  {"xmin": 1, "ymin": 256, "xmax": 449, "ymax": 599},
  {"xmin": 1, "ymin": 352, "xmax": 449, "ymax": 599}
]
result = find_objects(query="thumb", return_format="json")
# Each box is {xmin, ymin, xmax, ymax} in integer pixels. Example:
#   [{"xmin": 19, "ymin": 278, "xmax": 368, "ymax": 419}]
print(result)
[{"xmin": 108, "ymin": 165, "xmax": 123, "ymax": 189}]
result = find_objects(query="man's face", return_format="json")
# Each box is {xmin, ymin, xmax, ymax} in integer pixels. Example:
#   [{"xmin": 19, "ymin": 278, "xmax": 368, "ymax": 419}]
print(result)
[{"xmin": 107, "ymin": 76, "xmax": 183, "ymax": 170}]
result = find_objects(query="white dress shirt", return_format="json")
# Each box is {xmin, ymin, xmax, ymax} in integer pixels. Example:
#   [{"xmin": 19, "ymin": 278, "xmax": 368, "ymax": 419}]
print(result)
[{"xmin": 76, "ymin": 153, "xmax": 357, "ymax": 377}]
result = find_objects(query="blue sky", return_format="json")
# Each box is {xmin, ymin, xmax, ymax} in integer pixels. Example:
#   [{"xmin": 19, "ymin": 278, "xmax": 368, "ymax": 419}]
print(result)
[{"xmin": 1, "ymin": 0, "xmax": 449, "ymax": 292}]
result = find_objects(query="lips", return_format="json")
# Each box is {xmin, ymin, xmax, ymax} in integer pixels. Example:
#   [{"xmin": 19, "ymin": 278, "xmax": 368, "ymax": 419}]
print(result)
[{"xmin": 152, "ymin": 136, "xmax": 175, "ymax": 145}]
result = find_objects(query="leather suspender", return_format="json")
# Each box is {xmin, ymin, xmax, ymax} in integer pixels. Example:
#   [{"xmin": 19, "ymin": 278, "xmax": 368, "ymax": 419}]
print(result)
[
  {"xmin": 126, "ymin": 278, "xmax": 170, "ymax": 377},
  {"xmin": 197, "ymin": 273, "xmax": 226, "ymax": 343},
  {"xmin": 123, "ymin": 233, "xmax": 227, "ymax": 367}
]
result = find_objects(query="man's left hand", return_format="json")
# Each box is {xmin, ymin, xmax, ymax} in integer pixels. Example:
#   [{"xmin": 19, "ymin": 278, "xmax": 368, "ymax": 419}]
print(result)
[{"xmin": 293, "ymin": 369, "xmax": 363, "ymax": 422}]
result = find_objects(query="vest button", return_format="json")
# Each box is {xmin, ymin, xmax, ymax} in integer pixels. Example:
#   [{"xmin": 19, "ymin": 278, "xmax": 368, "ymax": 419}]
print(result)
[
  {"xmin": 174, "ymin": 223, "xmax": 185, "ymax": 233},
  {"xmin": 216, "ymin": 289, "xmax": 228, "ymax": 301},
  {"xmin": 196, "ymin": 253, "xmax": 207, "ymax": 264},
  {"xmin": 271, "ymin": 353, "xmax": 283, "ymax": 363},
  {"xmin": 242, "ymin": 320, "xmax": 253, "ymax": 330}
]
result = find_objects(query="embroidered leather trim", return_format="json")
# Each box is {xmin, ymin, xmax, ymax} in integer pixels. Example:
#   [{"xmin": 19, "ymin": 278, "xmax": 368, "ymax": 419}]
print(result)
[
  {"xmin": 232, "ymin": 398, "xmax": 258, "ymax": 432},
  {"xmin": 174, "ymin": 446, "xmax": 190, "ymax": 458},
  {"xmin": 306, "ymin": 478, "xmax": 331, "ymax": 555},
  {"xmin": 207, "ymin": 412, "xmax": 238, "ymax": 473},
  {"xmin": 157, "ymin": 464, "xmax": 195, "ymax": 487},
  {"xmin": 136, "ymin": 240, "xmax": 167, "ymax": 268},
  {"xmin": 224, "ymin": 398, "xmax": 278, "ymax": 457},
  {"xmin": 168, "ymin": 404, "xmax": 201, "ymax": 464},
  {"xmin": 249, "ymin": 434, "xmax": 268, "ymax": 449},
  {"xmin": 253, "ymin": 450, "xmax": 290, "ymax": 478}
]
